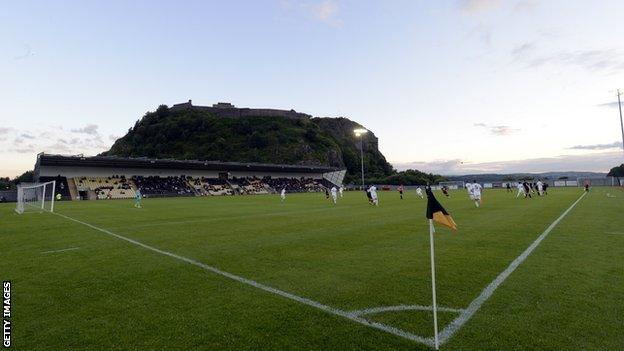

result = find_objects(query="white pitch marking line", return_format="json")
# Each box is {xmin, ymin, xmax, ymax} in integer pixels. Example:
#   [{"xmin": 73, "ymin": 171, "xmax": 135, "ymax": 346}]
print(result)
[
  {"xmin": 605, "ymin": 232, "xmax": 624, "ymax": 235},
  {"xmin": 41, "ymin": 247, "xmax": 80, "ymax": 254},
  {"xmin": 438, "ymin": 191, "xmax": 587, "ymax": 345},
  {"xmin": 349, "ymin": 304, "xmax": 464, "ymax": 317},
  {"xmin": 50, "ymin": 211, "xmax": 435, "ymax": 348}
]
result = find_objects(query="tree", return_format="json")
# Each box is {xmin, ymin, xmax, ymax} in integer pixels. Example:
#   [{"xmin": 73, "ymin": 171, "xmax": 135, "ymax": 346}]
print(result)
[
  {"xmin": 607, "ymin": 164, "xmax": 624, "ymax": 177},
  {"xmin": 607, "ymin": 164, "xmax": 624, "ymax": 185},
  {"xmin": 13, "ymin": 171, "xmax": 34, "ymax": 184}
]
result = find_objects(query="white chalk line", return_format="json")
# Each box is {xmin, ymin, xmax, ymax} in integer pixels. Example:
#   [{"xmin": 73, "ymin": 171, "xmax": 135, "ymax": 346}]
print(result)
[
  {"xmin": 605, "ymin": 232, "xmax": 624, "ymax": 235},
  {"xmin": 437, "ymin": 191, "xmax": 587, "ymax": 345},
  {"xmin": 349, "ymin": 304, "xmax": 464, "ymax": 317},
  {"xmin": 50, "ymin": 211, "xmax": 435, "ymax": 348},
  {"xmin": 41, "ymin": 247, "xmax": 80, "ymax": 254}
]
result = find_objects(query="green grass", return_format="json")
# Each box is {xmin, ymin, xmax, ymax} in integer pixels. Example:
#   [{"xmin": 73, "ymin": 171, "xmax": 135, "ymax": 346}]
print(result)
[{"xmin": 2, "ymin": 187, "xmax": 623, "ymax": 350}]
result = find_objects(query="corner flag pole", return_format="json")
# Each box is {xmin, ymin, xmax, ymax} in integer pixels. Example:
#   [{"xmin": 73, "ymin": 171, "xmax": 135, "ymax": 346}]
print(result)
[{"xmin": 429, "ymin": 219, "xmax": 440, "ymax": 350}]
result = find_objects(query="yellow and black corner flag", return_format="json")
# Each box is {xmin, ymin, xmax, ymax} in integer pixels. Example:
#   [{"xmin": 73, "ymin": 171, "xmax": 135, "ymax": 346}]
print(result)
[{"xmin": 426, "ymin": 186, "xmax": 457, "ymax": 230}]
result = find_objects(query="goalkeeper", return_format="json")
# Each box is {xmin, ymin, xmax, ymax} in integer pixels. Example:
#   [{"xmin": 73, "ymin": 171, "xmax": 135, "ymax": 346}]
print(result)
[{"xmin": 134, "ymin": 189, "xmax": 142, "ymax": 208}]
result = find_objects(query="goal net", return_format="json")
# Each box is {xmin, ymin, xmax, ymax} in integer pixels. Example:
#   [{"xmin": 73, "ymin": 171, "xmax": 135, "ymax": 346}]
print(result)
[
  {"xmin": 15, "ymin": 181, "xmax": 56, "ymax": 214},
  {"xmin": 438, "ymin": 181, "xmax": 465, "ymax": 190}
]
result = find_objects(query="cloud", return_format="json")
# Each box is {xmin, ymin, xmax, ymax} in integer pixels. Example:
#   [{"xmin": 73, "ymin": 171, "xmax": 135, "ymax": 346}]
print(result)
[
  {"xmin": 460, "ymin": 0, "xmax": 503, "ymax": 13},
  {"xmin": 9, "ymin": 148, "xmax": 35, "ymax": 154},
  {"xmin": 20, "ymin": 133, "xmax": 35, "ymax": 139},
  {"xmin": 282, "ymin": 0, "xmax": 342, "ymax": 26},
  {"xmin": 13, "ymin": 44, "xmax": 34, "ymax": 60},
  {"xmin": 474, "ymin": 123, "xmax": 520, "ymax": 136},
  {"xmin": 109, "ymin": 134, "xmax": 119, "ymax": 142},
  {"xmin": 511, "ymin": 42, "xmax": 536, "ymax": 60},
  {"xmin": 597, "ymin": 101, "xmax": 621, "ymax": 109},
  {"xmin": 0, "ymin": 127, "xmax": 13, "ymax": 135},
  {"xmin": 514, "ymin": 0, "xmax": 539, "ymax": 12},
  {"xmin": 568, "ymin": 141, "xmax": 623, "ymax": 150},
  {"xmin": 46, "ymin": 141, "xmax": 73, "ymax": 153},
  {"xmin": 393, "ymin": 150, "xmax": 624, "ymax": 174},
  {"xmin": 490, "ymin": 125, "xmax": 520, "ymax": 136},
  {"xmin": 71, "ymin": 124, "xmax": 99, "ymax": 135},
  {"xmin": 309, "ymin": 0, "xmax": 342, "ymax": 26},
  {"xmin": 518, "ymin": 48, "xmax": 624, "ymax": 73}
]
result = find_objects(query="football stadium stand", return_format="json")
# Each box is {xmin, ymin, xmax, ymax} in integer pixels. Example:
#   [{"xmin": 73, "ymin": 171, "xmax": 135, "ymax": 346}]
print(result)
[
  {"xmin": 32, "ymin": 153, "xmax": 346, "ymax": 201},
  {"xmin": 75, "ymin": 176, "xmax": 136, "ymax": 199}
]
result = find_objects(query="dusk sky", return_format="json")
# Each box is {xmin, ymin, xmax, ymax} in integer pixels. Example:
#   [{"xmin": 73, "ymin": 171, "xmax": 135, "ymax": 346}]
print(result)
[{"xmin": 1, "ymin": 0, "xmax": 623, "ymax": 177}]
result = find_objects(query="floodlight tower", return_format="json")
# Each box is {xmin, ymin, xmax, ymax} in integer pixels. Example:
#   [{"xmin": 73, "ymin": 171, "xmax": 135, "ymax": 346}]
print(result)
[
  {"xmin": 617, "ymin": 89, "xmax": 624, "ymax": 158},
  {"xmin": 353, "ymin": 128, "xmax": 368, "ymax": 189}
]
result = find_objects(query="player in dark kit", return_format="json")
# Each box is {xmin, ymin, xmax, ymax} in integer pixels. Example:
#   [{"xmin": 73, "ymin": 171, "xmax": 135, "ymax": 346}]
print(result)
[
  {"xmin": 522, "ymin": 182, "xmax": 532, "ymax": 198},
  {"xmin": 398, "ymin": 184, "xmax": 404, "ymax": 199},
  {"xmin": 506, "ymin": 183, "xmax": 512, "ymax": 193},
  {"xmin": 365, "ymin": 187, "xmax": 373, "ymax": 205},
  {"xmin": 441, "ymin": 185, "xmax": 450, "ymax": 197}
]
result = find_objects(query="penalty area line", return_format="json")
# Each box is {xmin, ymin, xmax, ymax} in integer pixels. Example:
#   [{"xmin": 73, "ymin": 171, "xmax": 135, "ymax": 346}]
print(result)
[
  {"xmin": 438, "ymin": 191, "xmax": 587, "ymax": 345},
  {"xmin": 50, "ymin": 211, "xmax": 435, "ymax": 348}
]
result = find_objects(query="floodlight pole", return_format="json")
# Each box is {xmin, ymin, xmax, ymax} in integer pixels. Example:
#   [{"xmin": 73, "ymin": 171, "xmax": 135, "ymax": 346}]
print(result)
[
  {"xmin": 354, "ymin": 129, "xmax": 367, "ymax": 190},
  {"xmin": 618, "ymin": 89, "xmax": 624, "ymax": 158},
  {"xmin": 359, "ymin": 137, "xmax": 365, "ymax": 188}
]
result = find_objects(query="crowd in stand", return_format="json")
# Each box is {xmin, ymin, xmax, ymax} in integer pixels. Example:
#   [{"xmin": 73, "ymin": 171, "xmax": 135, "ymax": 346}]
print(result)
[
  {"xmin": 75, "ymin": 175, "xmax": 136, "ymax": 199},
  {"xmin": 36, "ymin": 174, "xmax": 332, "ymax": 201},
  {"xmin": 132, "ymin": 175, "xmax": 195, "ymax": 197},
  {"xmin": 187, "ymin": 177, "xmax": 233, "ymax": 195},
  {"xmin": 263, "ymin": 177, "xmax": 325, "ymax": 193}
]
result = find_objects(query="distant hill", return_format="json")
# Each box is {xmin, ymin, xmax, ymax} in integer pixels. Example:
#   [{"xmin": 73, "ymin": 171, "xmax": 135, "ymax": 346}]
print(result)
[
  {"xmin": 447, "ymin": 171, "xmax": 607, "ymax": 182},
  {"xmin": 103, "ymin": 102, "xmax": 394, "ymax": 183}
]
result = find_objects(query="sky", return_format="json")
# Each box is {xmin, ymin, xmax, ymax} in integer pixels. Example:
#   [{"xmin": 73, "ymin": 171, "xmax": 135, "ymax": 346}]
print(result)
[{"xmin": 1, "ymin": 0, "xmax": 624, "ymax": 177}]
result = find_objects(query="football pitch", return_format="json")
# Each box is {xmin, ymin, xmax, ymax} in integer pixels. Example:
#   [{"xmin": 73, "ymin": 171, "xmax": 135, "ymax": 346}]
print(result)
[{"xmin": 2, "ymin": 187, "xmax": 623, "ymax": 350}]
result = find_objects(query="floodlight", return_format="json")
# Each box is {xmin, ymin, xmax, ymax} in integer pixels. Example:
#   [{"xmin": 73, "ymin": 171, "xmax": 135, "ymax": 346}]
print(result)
[{"xmin": 353, "ymin": 128, "xmax": 368, "ymax": 136}]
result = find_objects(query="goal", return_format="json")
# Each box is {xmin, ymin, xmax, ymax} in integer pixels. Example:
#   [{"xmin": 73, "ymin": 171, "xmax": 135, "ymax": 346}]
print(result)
[
  {"xmin": 15, "ymin": 181, "xmax": 56, "ymax": 214},
  {"xmin": 438, "ymin": 181, "xmax": 465, "ymax": 190}
]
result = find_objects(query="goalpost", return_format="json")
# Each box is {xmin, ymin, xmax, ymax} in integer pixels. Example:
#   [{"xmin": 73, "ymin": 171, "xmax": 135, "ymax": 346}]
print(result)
[{"xmin": 15, "ymin": 181, "xmax": 56, "ymax": 214}]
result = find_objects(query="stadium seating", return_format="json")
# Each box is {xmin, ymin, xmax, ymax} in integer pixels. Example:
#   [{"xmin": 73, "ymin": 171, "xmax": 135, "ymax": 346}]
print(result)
[
  {"xmin": 74, "ymin": 176, "xmax": 136, "ymax": 199},
  {"xmin": 240, "ymin": 177, "xmax": 270, "ymax": 195},
  {"xmin": 187, "ymin": 177, "xmax": 233, "ymax": 196},
  {"xmin": 132, "ymin": 175, "xmax": 195, "ymax": 197}
]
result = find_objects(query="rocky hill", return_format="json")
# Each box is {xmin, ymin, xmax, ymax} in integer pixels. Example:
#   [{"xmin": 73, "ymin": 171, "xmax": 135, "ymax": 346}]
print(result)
[{"xmin": 103, "ymin": 103, "xmax": 394, "ymax": 183}]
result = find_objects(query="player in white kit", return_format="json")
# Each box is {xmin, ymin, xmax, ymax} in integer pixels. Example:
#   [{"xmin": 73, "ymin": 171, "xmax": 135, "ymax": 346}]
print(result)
[
  {"xmin": 280, "ymin": 188, "xmax": 286, "ymax": 202},
  {"xmin": 466, "ymin": 182, "xmax": 474, "ymax": 200},
  {"xmin": 339, "ymin": 186, "xmax": 344, "ymax": 198},
  {"xmin": 536, "ymin": 180, "xmax": 544, "ymax": 196},
  {"xmin": 516, "ymin": 182, "xmax": 525, "ymax": 198},
  {"xmin": 368, "ymin": 185, "xmax": 379, "ymax": 206},
  {"xmin": 416, "ymin": 187, "xmax": 424, "ymax": 198},
  {"xmin": 330, "ymin": 186, "xmax": 338, "ymax": 204},
  {"xmin": 470, "ymin": 181, "xmax": 482, "ymax": 207}
]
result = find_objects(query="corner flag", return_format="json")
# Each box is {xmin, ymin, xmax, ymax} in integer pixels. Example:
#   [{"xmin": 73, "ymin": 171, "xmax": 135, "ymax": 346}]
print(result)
[
  {"xmin": 424, "ymin": 186, "xmax": 457, "ymax": 349},
  {"xmin": 426, "ymin": 186, "xmax": 457, "ymax": 231}
]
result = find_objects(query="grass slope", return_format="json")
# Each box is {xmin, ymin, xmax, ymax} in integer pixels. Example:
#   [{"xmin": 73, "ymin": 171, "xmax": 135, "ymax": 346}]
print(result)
[{"xmin": 1, "ymin": 187, "xmax": 622, "ymax": 350}]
